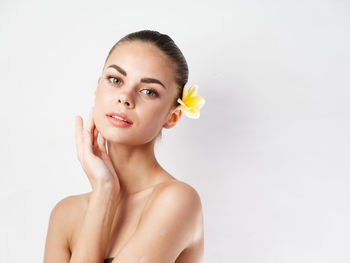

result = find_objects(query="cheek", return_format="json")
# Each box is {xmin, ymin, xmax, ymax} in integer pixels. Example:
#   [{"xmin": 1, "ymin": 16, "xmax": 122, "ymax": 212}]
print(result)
[
  {"xmin": 94, "ymin": 87, "xmax": 103, "ymax": 103},
  {"xmin": 95, "ymin": 86, "xmax": 112, "ymax": 105},
  {"xmin": 92, "ymin": 107, "xmax": 104, "ymax": 132},
  {"xmin": 140, "ymin": 105, "xmax": 168, "ymax": 129}
]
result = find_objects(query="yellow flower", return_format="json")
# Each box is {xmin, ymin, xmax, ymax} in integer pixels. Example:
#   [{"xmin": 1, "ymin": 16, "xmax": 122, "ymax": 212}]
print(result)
[{"xmin": 177, "ymin": 83, "xmax": 205, "ymax": 119}]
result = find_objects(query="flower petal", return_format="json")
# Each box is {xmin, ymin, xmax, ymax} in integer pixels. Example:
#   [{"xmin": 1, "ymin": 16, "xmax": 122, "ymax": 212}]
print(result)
[
  {"xmin": 187, "ymin": 85, "xmax": 198, "ymax": 98},
  {"xmin": 179, "ymin": 83, "xmax": 203, "ymax": 119},
  {"xmin": 182, "ymin": 84, "xmax": 189, "ymax": 98},
  {"xmin": 183, "ymin": 83, "xmax": 198, "ymax": 98},
  {"xmin": 183, "ymin": 95, "xmax": 205, "ymax": 110},
  {"xmin": 177, "ymin": 98, "xmax": 192, "ymax": 110},
  {"xmin": 183, "ymin": 106, "xmax": 200, "ymax": 119}
]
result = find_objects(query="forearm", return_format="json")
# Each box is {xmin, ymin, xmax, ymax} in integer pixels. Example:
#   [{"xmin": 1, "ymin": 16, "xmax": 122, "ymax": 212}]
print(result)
[{"xmin": 69, "ymin": 184, "xmax": 119, "ymax": 263}]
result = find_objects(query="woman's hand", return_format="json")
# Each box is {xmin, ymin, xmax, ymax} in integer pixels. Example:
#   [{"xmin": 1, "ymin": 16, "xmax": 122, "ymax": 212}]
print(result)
[{"xmin": 75, "ymin": 106, "xmax": 120, "ymax": 193}]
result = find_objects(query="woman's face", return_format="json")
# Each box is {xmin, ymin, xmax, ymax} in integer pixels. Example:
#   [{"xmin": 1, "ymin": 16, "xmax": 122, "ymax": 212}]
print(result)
[{"xmin": 94, "ymin": 40, "xmax": 181, "ymax": 145}]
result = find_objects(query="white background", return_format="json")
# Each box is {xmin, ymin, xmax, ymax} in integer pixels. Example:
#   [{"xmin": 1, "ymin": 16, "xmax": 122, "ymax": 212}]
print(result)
[{"xmin": 0, "ymin": 0, "xmax": 349, "ymax": 262}]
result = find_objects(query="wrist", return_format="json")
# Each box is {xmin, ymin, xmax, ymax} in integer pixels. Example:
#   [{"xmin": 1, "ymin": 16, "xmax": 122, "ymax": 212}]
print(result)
[
  {"xmin": 93, "ymin": 177, "xmax": 118, "ymax": 190},
  {"xmin": 92, "ymin": 182, "xmax": 119, "ymax": 199}
]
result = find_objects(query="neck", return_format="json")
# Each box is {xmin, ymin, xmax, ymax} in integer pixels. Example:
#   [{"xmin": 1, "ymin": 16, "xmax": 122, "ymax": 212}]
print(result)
[{"xmin": 106, "ymin": 138, "xmax": 163, "ymax": 198}]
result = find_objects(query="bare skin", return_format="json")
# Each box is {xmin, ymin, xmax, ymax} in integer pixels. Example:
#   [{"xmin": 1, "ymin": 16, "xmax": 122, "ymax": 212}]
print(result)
[{"xmin": 43, "ymin": 40, "xmax": 204, "ymax": 263}]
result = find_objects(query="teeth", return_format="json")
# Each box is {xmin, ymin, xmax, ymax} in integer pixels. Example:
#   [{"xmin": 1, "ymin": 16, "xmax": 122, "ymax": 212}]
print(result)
[{"xmin": 111, "ymin": 115, "xmax": 128, "ymax": 122}]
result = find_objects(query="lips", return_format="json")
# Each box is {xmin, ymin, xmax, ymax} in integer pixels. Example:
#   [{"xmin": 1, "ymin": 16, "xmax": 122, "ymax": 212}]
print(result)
[{"xmin": 106, "ymin": 112, "xmax": 133, "ymax": 124}]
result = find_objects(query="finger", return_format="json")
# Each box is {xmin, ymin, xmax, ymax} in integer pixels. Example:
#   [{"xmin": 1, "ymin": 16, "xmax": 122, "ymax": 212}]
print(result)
[
  {"xmin": 93, "ymin": 127, "xmax": 98, "ymax": 148},
  {"xmin": 86, "ymin": 107, "xmax": 94, "ymax": 132},
  {"xmin": 90, "ymin": 108, "xmax": 98, "ymax": 149},
  {"xmin": 94, "ymin": 126, "xmax": 98, "ymax": 137},
  {"xmin": 84, "ymin": 107, "xmax": 94, "ymax": 148},
  {"xmin": 75, "ymin": 115, "xmax": 84, "ymax": 159},
  {"xmin": 83, "ymin": 129, "xmax": 93, "ymax": 155},
  {"xmin": 98, "ymin": 133, "xmax": 107, "ymax": 153}
]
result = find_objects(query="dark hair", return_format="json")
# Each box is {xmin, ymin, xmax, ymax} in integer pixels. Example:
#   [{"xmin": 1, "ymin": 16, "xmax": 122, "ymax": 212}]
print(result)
[{"xmin": 104, "ymin": 29, "xmax": 189, "ymax": 109}]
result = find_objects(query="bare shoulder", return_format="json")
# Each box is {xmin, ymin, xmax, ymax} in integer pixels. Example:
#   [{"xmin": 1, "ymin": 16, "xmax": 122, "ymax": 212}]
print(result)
[
  {"xmin": 153, "ymin": 180, "xmax": 202, "ymax": 206},
  {"xmin": 44, "ymin": 192, "xmax": 90, "ymax": 262},
  {"xmin": 52, "ymin": 192, "xmax": 89, "ymax": 217},
  {"xmin": 50, "ymin": 192, "xmax": 90, "ymax": 243},
  {"xmin": 158, "ymin": 181, "xmax": 204, "ymax": 258},
  {"xmin": 140, "ymin": 180, "xmax": 203, "ymax": 243},
  {"xmin": 53, "ymin": 192, "xmax": 89, "ymax": 209}
]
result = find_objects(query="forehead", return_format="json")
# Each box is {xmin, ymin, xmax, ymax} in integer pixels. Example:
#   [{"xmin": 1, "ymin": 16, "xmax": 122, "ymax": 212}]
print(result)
[{"xmin": 104, "ymin": 41, "xmax": 176, "ymax": 83}]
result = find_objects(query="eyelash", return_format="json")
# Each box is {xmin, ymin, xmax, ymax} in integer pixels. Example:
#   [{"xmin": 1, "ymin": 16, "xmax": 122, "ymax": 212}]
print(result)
[{"xmin": 107, "ymin": 76, "xmax": 159, "ymax": 97}]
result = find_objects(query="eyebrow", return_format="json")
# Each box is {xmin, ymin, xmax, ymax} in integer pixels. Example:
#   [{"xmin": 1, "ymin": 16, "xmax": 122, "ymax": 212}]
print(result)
[{"xmin": 107, "ymin": 64, "xmax": 167, "ymax": 89}]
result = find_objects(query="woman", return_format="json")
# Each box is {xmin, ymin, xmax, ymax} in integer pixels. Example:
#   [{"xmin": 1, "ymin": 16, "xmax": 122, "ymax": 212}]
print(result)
[{"xmin": 44, "ymin": 30, "xmax": 205, "ymax": 263}]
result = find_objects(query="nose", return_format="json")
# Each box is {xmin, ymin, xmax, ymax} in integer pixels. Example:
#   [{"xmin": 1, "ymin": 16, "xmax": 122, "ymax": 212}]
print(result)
[
  {"xmin": 117, "ymin": 87, "xmax": 134, "ymax": 108},
  {"xmin": 117, "ymin": 97, "xmax": 131, "ymax": 106}
]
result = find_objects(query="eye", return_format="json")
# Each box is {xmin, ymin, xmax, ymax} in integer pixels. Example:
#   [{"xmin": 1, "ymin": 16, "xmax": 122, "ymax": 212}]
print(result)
[
  {"xmin": 107, "ymin": 76, "xmax": 122, "ymax": 86},
  {"xmin": 141, "ymin": 88, "xmax": 159, "ymax": 97}
]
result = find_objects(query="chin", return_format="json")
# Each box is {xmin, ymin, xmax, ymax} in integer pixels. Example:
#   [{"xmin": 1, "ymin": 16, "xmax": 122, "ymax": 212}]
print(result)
[
  {"xmin": 105, "ymin": 130, "xmax": 158, "ymax": 147},
  {"xmin": 97, "ymin": 118, "xmax": 159, "ymax": 146}
]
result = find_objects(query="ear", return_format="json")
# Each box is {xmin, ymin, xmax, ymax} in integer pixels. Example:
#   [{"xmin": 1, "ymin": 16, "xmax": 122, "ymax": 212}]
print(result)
[{"xmin": 163, "ymin": 106, "xmax": 182, "ymax": 129}]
